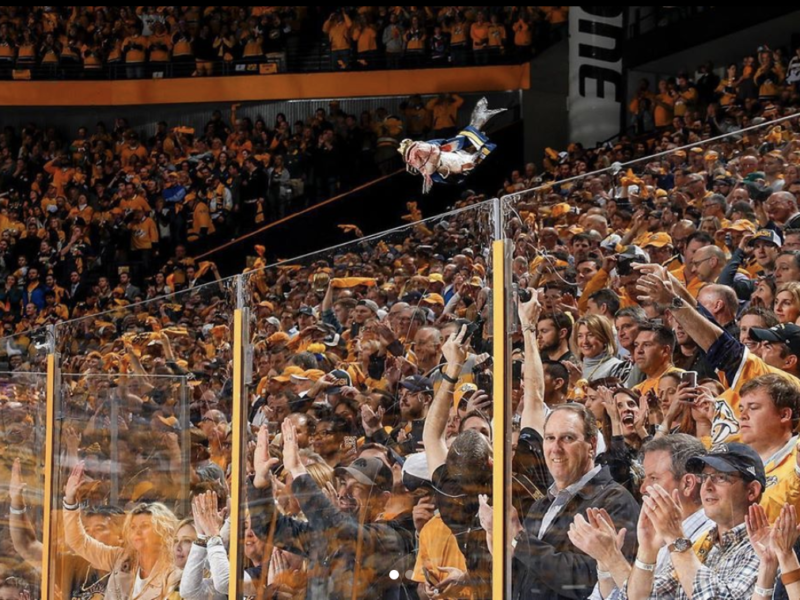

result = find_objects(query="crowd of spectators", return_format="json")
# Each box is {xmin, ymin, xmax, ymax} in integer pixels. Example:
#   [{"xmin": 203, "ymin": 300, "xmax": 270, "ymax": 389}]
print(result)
[
  {"xmin": 8, "ymin": 37, "xmax": 800, "ymax": 600},
  {"xmin": 0, "ymin": 6, "xmax": 564, "ymax": 80},
  {"xmin": 319, "ymin": 6, "xmax": 566, "ymax": 71},
  {"xmin": 627, "ymin": 42, "xmax": 800, "ymax": 136},
  {"xmin": 0, "ymin": 93, "xmax": 482, "ymax": 340}
]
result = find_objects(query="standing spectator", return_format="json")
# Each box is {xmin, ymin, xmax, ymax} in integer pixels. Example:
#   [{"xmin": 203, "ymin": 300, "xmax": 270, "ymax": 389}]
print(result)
[
  {"xmin": 122, "ymin": 23, "xmax": 148, "ymax": 80},
  {"xmin": 510, "ymin": 369, "xmax": 639, "ymax": 599},
  {"xmin": 39, "ymin": 32, "xmax": 61, "ymax": 78},
  {"xmin": 212, "ymin": 24, "xmax": 237, "ymax": 76},
  {"xmin": 446, "ymin": 12, "xmax": 471, "ymax": 66},
  {"xmin": 787, "ymin": 46, "xmax": 800, "ymax": 92},
  {"xmin": 313, "ymin": 129, "xmax": 340, "ymax": 201},
  {"xmin": 487, "ymin": 13, "xmax": 507, "ymax": 60},
  {"xmin": 673, "ymin": 73, "xmax": 698, "ymax": 119},
  {"xmin": 193, "ymin": 24, "xmax": 215, "ymax": 77},
  {"xmin": 513, "ymin": 12, "xmax": 533, "ymax": 61},
  {"xmin": 402, "ymin": 95, "xmax": 431, "ymax": 140},
  {"xmin": 382, "ymin": 13, "xmax": 404, "ymax": 69},
  {"xmin": 239, "ymin": 157, "xmax": 267, "ymax": 232},
  {"xmin": 653, "ymin": 79, "xmax": 676, "ymax": 129},
  {"xmin": 171, "ymin": 20, "xmax": 194, "ymax": 77},
  {"xmin": 426, "ymin": 93, "xmax": 464, "ymax": 139},
  {"xmin": 755, "ymin": 45, "xmax": 785, "ymax": 101},
  {"xmin": 148, "ymin": 21, "xmax": 172, "ymax": 76},
  {"xmin": 323, "ymin": 10, "xmax": 353, "ymax": 70},
  {"xmin": 0, "ymin": 23, "xmax": 17, "ymax": 79},
  {"xmin": 429, "ymin": 25, "xmax": 450, "ymax": 66},
  {"xmin": 263, "ymin": 14, "xmax": 288, "ymax": 73},
  {"xmin": 352, "ymin": 15, "xmax": 379, "ymax": 68},
  {"xmin": 267, "ymin": 155, "xmax": 291, "ymax": 221},
  {"xmin": 404, "ymin": 16, "xmax": 426, "ymax": 68},
  {"xmin": 470, "ymin": 12, "xmax": 490, "ymax": 65}
]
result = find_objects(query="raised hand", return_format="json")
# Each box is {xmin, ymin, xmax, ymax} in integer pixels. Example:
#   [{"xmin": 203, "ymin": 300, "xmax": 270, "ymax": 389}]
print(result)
[
  {"xmin": 64, "ymin": 461, "xmax": 86, "ymax": 505},
  {"xmin": 253, "ymin": 427, "xmax": 279, "ymax": 489},
  {"xmin": 199, "ymin": 491, "xmax": 224, "ymax": 537},
  {"xmin": 441, "ymin": 324, "xmax": 470, "ymax": 367},
  {"xmin": 746, "ymin": 503, "xmax": 776, "ymax": 566},
  {"xmin": 643, "ymin": 484, "xmax": 684, "ymax": 547},
  {"xmin": 281, "ymin": 418, "xmax": 306, "ymax": 478},
  {"xmin": 517, "ymin": 288, "xmax": 541, "ymax": 328},
  {"xmin": 360, "ymin": 404, "xmax": 384, "ymax": 436},
  {"xmin": 634, "ymin": 263, "xmax": 676, "ymax": 305},
  {"xmin": 568, "ymin": 508, "xmax": 626, "ymax": 567},
  {"xmin": 770, "ymin": 503, "xmax": 800, "ymax": 567}
]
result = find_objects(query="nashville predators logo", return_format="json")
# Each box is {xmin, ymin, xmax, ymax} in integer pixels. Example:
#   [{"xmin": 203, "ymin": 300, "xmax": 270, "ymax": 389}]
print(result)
[{"xmin": 711, "ymin": 400, "xmax": 739, "ymax": 446}]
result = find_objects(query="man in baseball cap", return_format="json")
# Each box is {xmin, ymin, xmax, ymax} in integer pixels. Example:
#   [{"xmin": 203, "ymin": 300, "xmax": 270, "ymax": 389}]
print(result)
[
  {"xmin": 631, "ymin": 442, "xmax": 763, "ymax": 599},
  {"xmin": 335, "ymin": 456, "xmax": 394, "ymax": 498},
  {"xmin": 686, "ymin": 441, "xmax": 766, "ymax": 490},
  {"xmin": 749, "ymin": 323, "xmax": 800, "ymax": 377}
]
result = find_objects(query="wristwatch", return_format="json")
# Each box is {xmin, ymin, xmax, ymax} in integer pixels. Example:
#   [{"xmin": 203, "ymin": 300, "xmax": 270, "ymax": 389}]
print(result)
[
  {"xmin": 669, "ymin": 295, "xmax": 685, "ymax": 310},
  {"xmin": 667, "ymin": 537, "xmax": 692, "ymax": 553}
]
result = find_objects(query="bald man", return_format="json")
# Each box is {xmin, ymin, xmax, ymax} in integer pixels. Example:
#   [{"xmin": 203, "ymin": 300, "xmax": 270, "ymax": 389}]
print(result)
[
  {"xmin": 669, "ymin": 219, "xmax": 697, "ymax": 258},
  {"xmin": 697, "ymin": 284, "xmax": 740, "ymax": 339},
  {"xmin": 413, "ymin": 327, "xmax": 444, "ymax": 374},
  {"xmin": 765, "ymin": 191, "xmax": 800, "ymax": 228},
  {"xmin": 689, "ymin": 245, "xmax": 727, "ymax": 283},
  {"xmin": 738, "ymin": 154, "xmax": 759, "ymax": 177}
]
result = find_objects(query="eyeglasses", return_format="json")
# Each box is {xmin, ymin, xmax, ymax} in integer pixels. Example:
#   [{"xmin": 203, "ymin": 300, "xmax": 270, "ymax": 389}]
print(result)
[
  {"xmin": 689, "ymin": 257, "xmax": 714, "ymax": 268},
  {"xmin": 697, "ymin": 472, "xmax": 740, "ymax": 486}
]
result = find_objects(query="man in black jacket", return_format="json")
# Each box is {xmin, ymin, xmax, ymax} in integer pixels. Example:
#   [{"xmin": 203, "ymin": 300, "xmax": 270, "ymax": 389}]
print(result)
[
  {"xmin": 512, "ymin": 404, "xmax": 640, "ymax": 599},
  {"xmin": 511, "ymin": 290, "xmax": 640, "ymax": 600}
]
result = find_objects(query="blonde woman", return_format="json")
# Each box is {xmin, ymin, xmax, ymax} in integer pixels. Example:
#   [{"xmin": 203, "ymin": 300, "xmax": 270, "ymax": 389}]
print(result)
[
  {"xmin": 775, "ymin": 281, "xmax": 800, "ymax": 324},
  {"xmin": 569, "ymin": 314, "xmax": 631, "ymax": 383},
  {"xmin": 63, "ymin": 462, "xmax": 181, "ymax": 599}
]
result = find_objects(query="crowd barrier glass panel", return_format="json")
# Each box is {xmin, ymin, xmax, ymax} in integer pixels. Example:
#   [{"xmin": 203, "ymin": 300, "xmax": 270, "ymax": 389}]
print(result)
[
  {"xmin": 234, "ymin": 202, "xmax": 499, "ymax": 598},
  {"xmin": 46, "ymin": 372, "xmax": 191, "ymax": 600},
  {"xmin": 47, "ymin": 274, "xmax": 237, "ymax": 599},
  {"xmin": 0, "ymin": 365, "xmax": 47, "ymax": 600}
]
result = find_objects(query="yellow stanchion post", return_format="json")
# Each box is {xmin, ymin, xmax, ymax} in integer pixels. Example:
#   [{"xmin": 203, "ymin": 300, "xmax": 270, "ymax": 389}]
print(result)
[
  {"xmin": 41, "ymin": 353, "xmax": 56, "ymax": 599},
  {"xmin": 229, "ymin": 306, "xmax": 245, "ymax": 599},
  {"xmin": 492, "ymin": 235, "xmax": 510, "ymax": 597}
]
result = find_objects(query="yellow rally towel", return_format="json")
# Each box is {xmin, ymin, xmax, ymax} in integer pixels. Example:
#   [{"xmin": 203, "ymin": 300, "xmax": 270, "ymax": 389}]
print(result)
[{"xmin": 330, "ymin": 277, "xmax": 378, "ymax": 288}]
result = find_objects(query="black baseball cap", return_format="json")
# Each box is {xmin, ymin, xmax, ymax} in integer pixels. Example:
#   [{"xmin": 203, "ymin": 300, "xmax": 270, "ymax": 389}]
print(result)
[
  {"xmin": 327, "ymin": 369, "xmax": 352, "ymax": 395},
  {"xmin": 686, "ymin": 442, "xmax": 767, "ymax": 489},
  {"xmin": 749, "ymin": 323, "xmax": 800, "ymax": 357},
  {"xmin": 297, "ymin": 305, "xmax": 316, "ymax": 317},
  {"xmin": 335, "ymin": 457, "xmax": 393, "ymax": 493},
  {"xmin": 399, "ymin": 375, "xmax": 434, "ymax": 394}
]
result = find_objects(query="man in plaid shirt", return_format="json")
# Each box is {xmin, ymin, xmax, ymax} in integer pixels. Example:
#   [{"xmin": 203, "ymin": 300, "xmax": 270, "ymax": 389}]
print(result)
[{"xmin": 623, "ymin": 443, "xmax": 763, "ymax": 599}]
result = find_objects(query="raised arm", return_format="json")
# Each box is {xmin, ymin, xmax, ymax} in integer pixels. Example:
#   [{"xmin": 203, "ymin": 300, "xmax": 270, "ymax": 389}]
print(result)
[
  {"xmin": 8, "ymin": 459, "xmax": 43, "ymax": 565},
  {"xmin": 423, "ymin": 325, "xmax": 469, "ymax": 476},
  {"xmin": 635, "ymin": 263, "xmax": 721, "ymax": 352},
  {"xmin": 518, "ymin": 290, "xmax": 545, "ymax": 434}
]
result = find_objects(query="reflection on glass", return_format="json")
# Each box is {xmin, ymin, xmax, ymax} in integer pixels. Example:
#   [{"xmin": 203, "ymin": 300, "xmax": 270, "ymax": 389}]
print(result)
[
  {"xmin": 0, "ymin": 371, "xmax": 47, "ymax": 600},
  {"xmin": 236, "ymin": 203, "xmax": 496, "ymax": 598},
  {"xmin": 43, "ymin": 274, "xmax": 237, "ymax": 599}
]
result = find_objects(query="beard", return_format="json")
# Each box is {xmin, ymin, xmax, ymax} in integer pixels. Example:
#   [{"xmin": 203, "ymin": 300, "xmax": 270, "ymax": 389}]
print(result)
[{"xmin": 539, "ymin": 339, "xmax": 561, "ymax": 355}]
